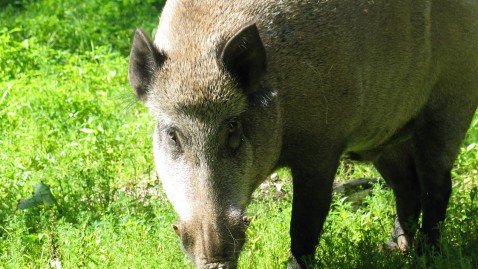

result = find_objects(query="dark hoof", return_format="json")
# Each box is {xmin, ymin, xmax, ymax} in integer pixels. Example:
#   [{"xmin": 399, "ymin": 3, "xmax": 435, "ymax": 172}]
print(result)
[
  {"xmin": 287, "ymin": 256, "xmax": 302, "ymax": 269},
  {"xmin": 383, "ymin": 235, "xmax": 411, "ymax": 253},
  {"xmin": 385, "ymin": 234, "xmax": 412, "ymax": 252},
  {"xmin": 385, "ymin": 215, "xmax": 413, "ymax": 252},
  {"xmin": 287, "ymin": 254, "xmax": 314, "ymax": 269}
]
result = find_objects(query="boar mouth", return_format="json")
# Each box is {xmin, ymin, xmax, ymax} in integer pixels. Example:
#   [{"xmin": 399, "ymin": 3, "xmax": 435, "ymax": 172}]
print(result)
[{"xmin": 201, "ymin": 260, "xmax": 237, "ymax": 269}]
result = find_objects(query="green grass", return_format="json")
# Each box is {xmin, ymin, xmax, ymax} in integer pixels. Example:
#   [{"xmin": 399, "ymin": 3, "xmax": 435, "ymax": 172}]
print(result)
[{"xmin": 1, "ymin": 1, "xmax": 477, "ymax": 268}]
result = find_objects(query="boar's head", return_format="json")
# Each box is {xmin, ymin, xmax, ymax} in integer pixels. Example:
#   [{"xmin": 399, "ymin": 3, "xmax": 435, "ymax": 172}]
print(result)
[{"xmin": 128, "ymin": 24, "xmax": 282, "ymax": 268}]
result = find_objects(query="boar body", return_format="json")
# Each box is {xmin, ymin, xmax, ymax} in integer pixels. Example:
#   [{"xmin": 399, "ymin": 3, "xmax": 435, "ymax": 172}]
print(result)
[{"xmin": 129, "ymin": 0, "xmax": 478, "ymax": 268}]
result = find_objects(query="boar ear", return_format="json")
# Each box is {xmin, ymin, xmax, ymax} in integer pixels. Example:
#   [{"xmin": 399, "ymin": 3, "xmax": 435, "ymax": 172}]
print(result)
[
  {"xmin": 220, "ymin": 23, "xmax": 266, "ymax": 93},
  {"xmin": 128, "ymin": 28, "xmax": 165, "ymax": 101}
]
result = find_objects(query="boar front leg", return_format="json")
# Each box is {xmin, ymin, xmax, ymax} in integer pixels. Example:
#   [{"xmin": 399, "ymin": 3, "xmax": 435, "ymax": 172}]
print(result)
[
  {"xmin": 287, "ymin": 148, "xmax": 341, "ymax": 268},
  {"xmin": 373, "ymin": 141, "xmax": 421, "ymax": 251}
]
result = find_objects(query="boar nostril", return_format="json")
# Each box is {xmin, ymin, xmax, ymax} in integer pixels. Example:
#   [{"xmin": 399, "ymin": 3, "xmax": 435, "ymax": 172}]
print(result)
[
  {"xmin": 172, "ymin": 224, "xmax": 180, "ymax": 236},
  {"xmin": 242, "ymin": 216, "xmax": 252, "ymax": 227}
]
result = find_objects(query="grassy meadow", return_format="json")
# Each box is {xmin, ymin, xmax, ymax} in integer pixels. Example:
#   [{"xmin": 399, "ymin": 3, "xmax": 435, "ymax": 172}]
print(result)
[{"xmin": 1, "ymin": 0, "xmax": 477, "ymax": 268}]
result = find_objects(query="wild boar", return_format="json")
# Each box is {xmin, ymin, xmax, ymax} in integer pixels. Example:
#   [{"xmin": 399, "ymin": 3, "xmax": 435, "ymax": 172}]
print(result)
[{"xmin": 128, "ymin": 0, "xmax": 478, "ymax": 268}]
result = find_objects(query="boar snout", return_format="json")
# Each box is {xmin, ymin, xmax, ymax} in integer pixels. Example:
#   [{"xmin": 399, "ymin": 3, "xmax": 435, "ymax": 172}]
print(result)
[
  {"xmin": 174, "ymin": 213, "xmax": 247, "ymax": 268},
  {"xmin": 203, "ymin": 261, "xmax": 237, "ymax": 269}
]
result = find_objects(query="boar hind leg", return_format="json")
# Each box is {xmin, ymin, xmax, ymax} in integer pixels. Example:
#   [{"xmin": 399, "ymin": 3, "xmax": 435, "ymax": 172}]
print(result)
[
  {"xmin": 413, "ymin": 95, "xmax": 477, "ymax": 250},
  {"xmin": 373, "ymin": 141, "xmax": 421, "ymax": 252},
  {"xmin": 287, "ymin": 150, "xmax": 341, "ymax": 268}
]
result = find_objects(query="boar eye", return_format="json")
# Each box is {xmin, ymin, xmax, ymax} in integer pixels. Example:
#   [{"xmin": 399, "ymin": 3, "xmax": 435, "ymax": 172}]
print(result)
[
  {"xmin": 166, "ymin": 129, "xmax": 181, "ymax": 149},
  {"xmin": 226, "ymin": 119, "xmax": 242, "ymax": 151},
  {"xmin": 228, "ymin": 120, "xmax": 238, "ymax": 134}
]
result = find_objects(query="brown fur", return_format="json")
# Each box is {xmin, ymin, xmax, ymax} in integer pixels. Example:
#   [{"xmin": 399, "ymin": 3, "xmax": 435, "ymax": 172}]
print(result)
[{"xmin": 129, "ymin": 0, "xmax": 478, "ymax": 268}]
